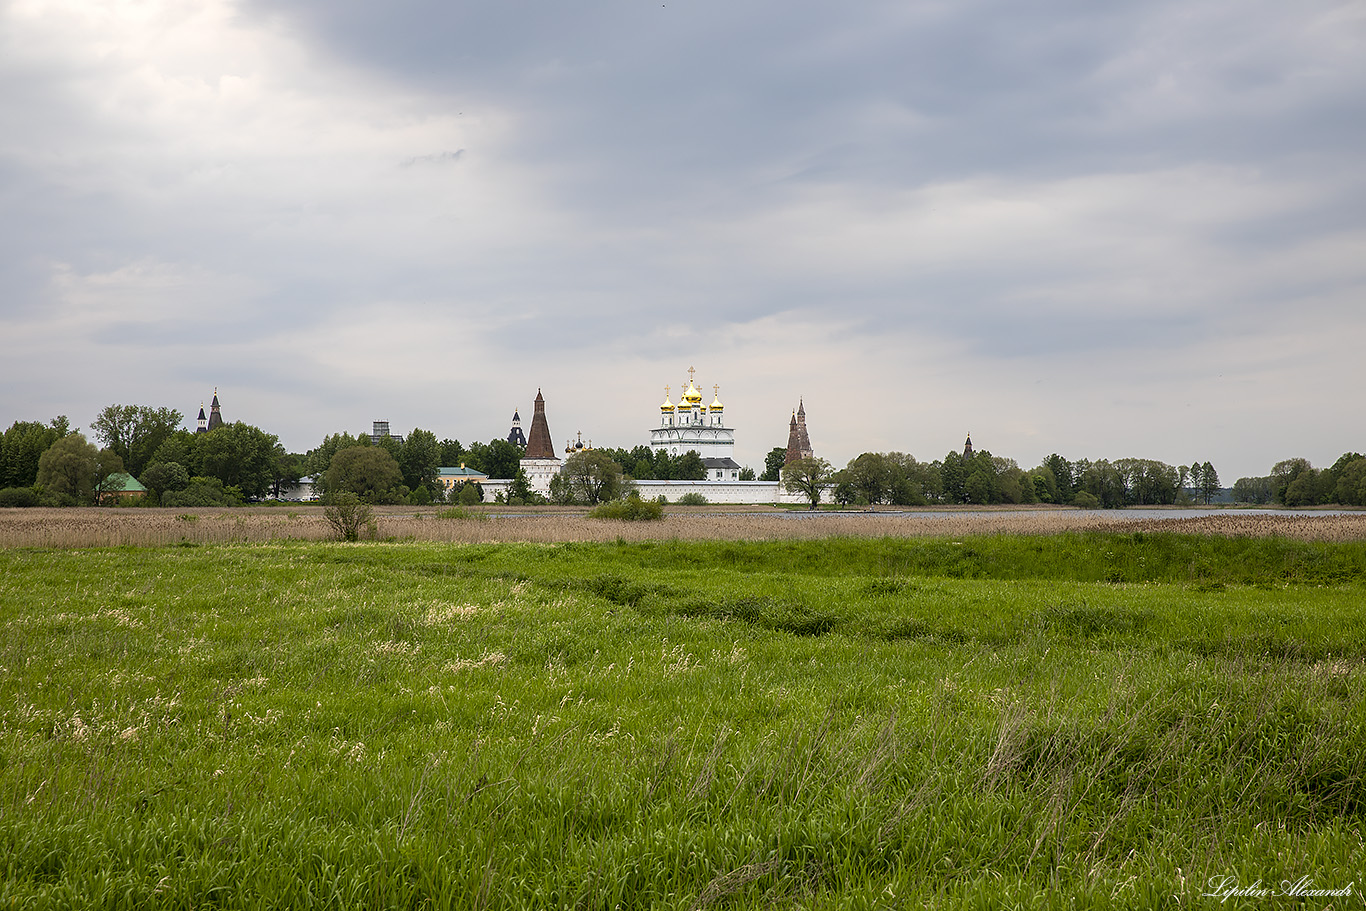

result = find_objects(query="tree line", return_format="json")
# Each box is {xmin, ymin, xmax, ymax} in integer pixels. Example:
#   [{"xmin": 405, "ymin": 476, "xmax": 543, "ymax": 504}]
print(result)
[
  {"xmin": 1, "ymin": 402, "xmax": 1360, "ymax": 510},
  {"xmin": 775, "ymin": 449, "xmax": 1227, "ymax": 509},
  {"xmin": 1231, "ymin": 454, "xmax": 1366, "ymax": 507}
]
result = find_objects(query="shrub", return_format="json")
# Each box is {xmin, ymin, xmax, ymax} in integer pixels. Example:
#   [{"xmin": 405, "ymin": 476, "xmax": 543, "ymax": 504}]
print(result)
[
  {"xmin": 677, "ymin": 492, "xmax": 709, "ymax": 506},
  {"xmin": 0, "ymin": 487, "xmax": 39, "ymax": 508},
  {"xmin": 324, "ymin": 492, "xmax": 376, "ymax": 542},
  {"xmin": 436, "ymin": 507, "xmax": 487, "ymax": 522},
  {"xmin": 1073, "ymin": 490, "xmax": 1102, "ymax": 509},
  {"xmin": 161, "ymin": 477, "xmax": 243, "ymax": 507},
  {"xmin": 589, "ymin": 496, "xmax": 664, "ymax": 521}
]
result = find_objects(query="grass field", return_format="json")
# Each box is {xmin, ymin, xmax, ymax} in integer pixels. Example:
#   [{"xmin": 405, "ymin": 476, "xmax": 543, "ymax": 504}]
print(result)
[{"xmin": 3, "ymin": 523, "xmax": 1366, "ymax": 908}]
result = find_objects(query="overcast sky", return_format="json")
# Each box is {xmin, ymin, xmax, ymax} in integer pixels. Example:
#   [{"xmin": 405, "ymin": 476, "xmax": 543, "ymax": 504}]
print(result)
[{"xmin": 3, "ymin": 0, "xmax": 1363, "ymax": 480}]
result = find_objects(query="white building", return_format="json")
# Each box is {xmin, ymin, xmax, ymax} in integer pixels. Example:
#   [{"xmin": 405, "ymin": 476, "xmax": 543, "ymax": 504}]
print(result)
[{"xmin": 651, "ymin": 369, "xmax": 742, "ymax": 479}]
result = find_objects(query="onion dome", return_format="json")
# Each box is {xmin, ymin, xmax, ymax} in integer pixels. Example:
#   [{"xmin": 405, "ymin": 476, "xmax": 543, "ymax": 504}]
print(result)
[
  {"xmin": 682, "ymin": 380, "xmax": 703, "ymax": 405},
  {"xmin": 660, "ymin": 386, "xmax": 675, "ymax": 412},
  {"xmin": 709, "ymin": 387, "xmax": 724, "ymax": 411}
]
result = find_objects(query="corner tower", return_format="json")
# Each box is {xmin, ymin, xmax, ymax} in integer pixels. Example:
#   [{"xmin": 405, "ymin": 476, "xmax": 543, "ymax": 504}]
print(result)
[
  {"xmin": 784, "ymin": 399, "xmax": 813, "ymax": 464},
  {"xmin": 520, "ymin": 389, "xmax": 561, "ymax": 496}
]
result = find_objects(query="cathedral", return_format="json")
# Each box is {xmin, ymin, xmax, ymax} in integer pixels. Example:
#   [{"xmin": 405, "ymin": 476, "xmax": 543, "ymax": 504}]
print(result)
[{"xmin": 651, "ymin": 368, "xmax": 741, "ymax": 480}]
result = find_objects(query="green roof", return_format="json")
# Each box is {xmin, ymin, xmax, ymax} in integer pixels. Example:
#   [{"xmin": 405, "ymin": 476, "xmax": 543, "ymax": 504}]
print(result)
[
  {"xmin": 437, "ymin": 466, "xmax": 489, "ymax": 479},
  {"xmin": 105, "ymin": 472, "xmax": 147, "ymax": 492}
]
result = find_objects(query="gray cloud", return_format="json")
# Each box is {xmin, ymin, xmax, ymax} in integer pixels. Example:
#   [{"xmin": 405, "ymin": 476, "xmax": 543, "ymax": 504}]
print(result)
[{"xmin": 1, "ymin": 0, "xmax": 1362, "ymax": 478}]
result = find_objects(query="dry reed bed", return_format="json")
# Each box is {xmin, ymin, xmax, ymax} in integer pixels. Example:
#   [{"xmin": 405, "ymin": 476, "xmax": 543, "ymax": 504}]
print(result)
[
  {"xmin": 1108, "ymin": 512, "xmax": 1366, "ymax": 541},
  {"xmin": 1, "ymin": 507, "xmax": 1364, "ymax": 547}
]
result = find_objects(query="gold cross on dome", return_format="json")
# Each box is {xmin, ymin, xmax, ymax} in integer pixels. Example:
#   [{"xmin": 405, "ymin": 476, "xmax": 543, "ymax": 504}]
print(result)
[
  {"xmin": 688, "ymin": 366, "xmax": 696, "ymax": 384},
  {"xmin": 713, "ymin": 384, "xmax": 719, "ymax": 396}
]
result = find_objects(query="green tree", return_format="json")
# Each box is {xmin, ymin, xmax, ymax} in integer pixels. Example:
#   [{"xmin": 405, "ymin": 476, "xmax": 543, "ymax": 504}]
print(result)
[
  {"xmin": 560, "ymin": 450, "xmax": 625, "ymax": 505},
  {"xmin": 673, "ymin": 451, "xmax": 707, "ymax": 481},
  {"xmin": 139, "ymin": 462, "xmax": 190, "ymax": 502},
  {"xmin": 1, "ymin": 417, "xmax": 69, "ymax": 488},
  {"xmin": 324, "ymin": 492, "xmax": 374, "ymax": 542},
  {"xmin": 738, "ymin": 467, "xmax": 756, "ymax": 481},
  {"xmin": 761, "ymin": 447, "xmax": 786, "ymax": 482},
  {"xmin": 1042, "ymin": 454, "xmax": 1075, "ymax": 503},
  {"xmin": 439, "ymin": 439, "xmax": 465, "ymax": 467},
  {"xmin": 844, "ymin": 453, "xmax": 893, "ymax": 507},
  {"xmin": 325, "ymin": 446, "xmax": 404, "ymax": 504},
  {"xmin": 1270, "ymin": 458, "xmax": 1313, "ymax": 505},
  {"xmin": 95, "ymin": 407, "xmax": 168, "ymax": 475},
  {"xmin": 306, "ymin": 432, "xmax": 368, "ymax": 478},
  {"xmin": 92, "ymin": 404, "xmax": 184, "ymax": 478},
  {"xmin": 464, "ymin": 439, "xmax": 524, "ymax": 479},
  {"xmin": 782, "ymin": 457, "xmax": 834, "ymax": 510},
  {"xmin": 652, "ymin": 449, "xmax": 674, "ymax": 480},
  {"xmin": 1185, "ymin": 461, "xmax": 1206, "ymax": 502},
  {"xmin": 1323, "ymin": 453, "xmax": 1366, "ymax": 506},
  {"xmin": 399, "ymin": 428, "xmax": 442, "ymax": 492},
  {"xmin": 508, "ymin": 468, "xmax": 534, "ymax": 504},
  {"xmin": 1198, "ymin": 461, "xmax": 1221, "ymax": 505},
  {"xmin": 271, "ymin": 452, "xmax": 305, "ymax": 499},
  {"xmin": 1079, "ymin": 459, "xmax": 1125, "ymax": 508},
  {"xmin": 161, "ymin": 477, "xmax": 242, "ymax": 507},
  {"xmin": 37, "ymin": 434, "xmax": 121, "ymax": 505},
  {"xmin": 964, "ymin": 470, "xmax": 992, "ymax": 505},
  {"xmin": 887, "ymin": 452, "xmax": 938, "ymax": 505},
  {"xmin": 1029, "ymin": 467, "xmax": 1058, "ymax": 504},
  {"xmin": 1333, "ymin": 458, "xmax": 1366, "ymax": 506},
  {"xmin": 150, "ymin": 430, "xmax": 201, "ymax": 475},
  {"xmin": 940, "ymin": 452, "xmax": 967, "ymax": 503},
  {"xmin": 1231, "ymin": 476, "xmax": 1274, "ymax": 505},
  {"xmin": 197, "ymin": 423, "xmax": 282, "ymax": 500}
]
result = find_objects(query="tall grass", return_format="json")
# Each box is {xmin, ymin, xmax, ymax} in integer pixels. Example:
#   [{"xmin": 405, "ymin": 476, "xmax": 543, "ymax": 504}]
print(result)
[
  {"xmin": 2, "ymin": 507, "xmax": 1364, "ymax": 547},
  {"xmin": 1, "ymin": 535, "xmax": 1364, "ymax": 907}
]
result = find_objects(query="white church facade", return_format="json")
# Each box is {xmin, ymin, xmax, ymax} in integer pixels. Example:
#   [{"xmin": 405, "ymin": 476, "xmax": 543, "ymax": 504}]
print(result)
[{"xmin": 652, "ymin": 369, "xmax": 743, "ymax": 481}]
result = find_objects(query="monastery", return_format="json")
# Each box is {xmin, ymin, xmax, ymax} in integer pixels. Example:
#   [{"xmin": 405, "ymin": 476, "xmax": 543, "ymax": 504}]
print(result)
[{"xmin": 479, "ymin": 372, "xmax": 811, "ymax": 504}]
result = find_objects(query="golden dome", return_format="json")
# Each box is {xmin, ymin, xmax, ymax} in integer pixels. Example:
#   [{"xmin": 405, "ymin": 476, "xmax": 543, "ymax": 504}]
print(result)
[
  {"xmin": 682, "ymin": 380, "xmax": 703, "ymax": 405},
  {"xmin": 710, "ymin": 385, "xmax": 723, "ymax": 411},
  {"xmin": 660, "ymin": 386, "xmax": 675, "ymax": 412}
]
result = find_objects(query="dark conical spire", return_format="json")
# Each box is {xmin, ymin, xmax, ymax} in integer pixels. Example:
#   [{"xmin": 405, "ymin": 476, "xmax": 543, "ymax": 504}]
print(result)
[
  {"xmin": 524, "ymin": 389, "xmax": 556, "ymax": 459},
  {"xmin": 196, "ymin": 403, "xmax": 208, "ymax": 434},
  {"xmin": 507, "ymin": 407, "xmax": 527, "ymax": 447},
  {"xmin": 963, "ymin": 433, "xmax": 973, "ymax": 458},
  {"xmin": 206, "ymin": 388, "xmax": 224, "ymax": 431}
]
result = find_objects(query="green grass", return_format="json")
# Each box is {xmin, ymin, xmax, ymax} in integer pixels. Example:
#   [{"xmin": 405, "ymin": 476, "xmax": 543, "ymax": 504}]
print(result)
[{"xmin": 1, "ymin": 534, "xmax": 1364, "ymax": 908}]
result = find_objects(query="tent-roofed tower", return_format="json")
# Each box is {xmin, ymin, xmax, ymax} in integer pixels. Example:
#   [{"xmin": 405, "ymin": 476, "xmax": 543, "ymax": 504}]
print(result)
[
  {"xmin": 525, "ymin": 390, "xmax": 555, "ymax": 459},
  {"xmin": 207, "ymin": 389, "xmax": 224, "ymax": 431},
  {"xmin": 784, "ymin": 399, "xmax": 813, "ymax": 465},
  {"xmin": 519, "ymin": 389, "xmax": 562, "ymax": 496},
  {"xmin": 963, "ymin": 433, "xmax": 973, "ymax": 458},
  {"xmin": 507, "ymin": 409, "xmax": 527, "ymax": 448},
  {"xmin": 195, "ymin": 402, "xmax": 208, "ymax": 434}
]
